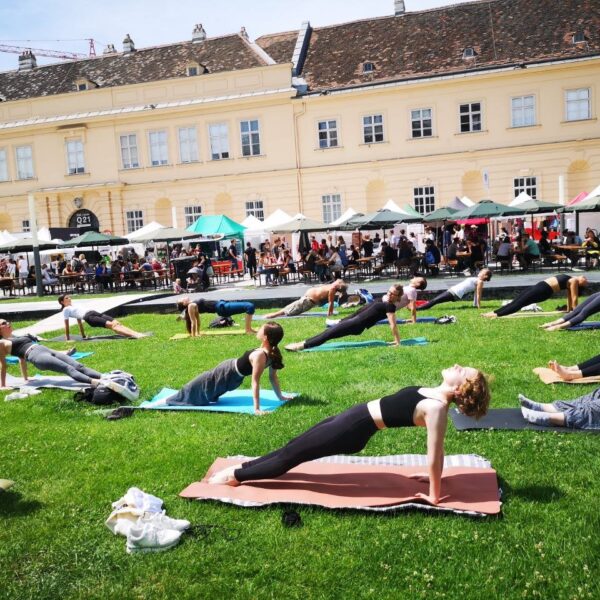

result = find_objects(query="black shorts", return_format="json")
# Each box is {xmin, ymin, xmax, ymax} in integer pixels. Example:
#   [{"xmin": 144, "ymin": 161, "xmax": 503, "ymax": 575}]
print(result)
[{"xmin": 84, "ymin": 310, "xmax": 113, "ymax": 328}]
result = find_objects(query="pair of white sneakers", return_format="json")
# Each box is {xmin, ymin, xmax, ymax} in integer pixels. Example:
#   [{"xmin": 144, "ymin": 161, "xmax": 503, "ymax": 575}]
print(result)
[{"xmin": 5, "ymin": 387, "xmax": 42, "ymax": 401}]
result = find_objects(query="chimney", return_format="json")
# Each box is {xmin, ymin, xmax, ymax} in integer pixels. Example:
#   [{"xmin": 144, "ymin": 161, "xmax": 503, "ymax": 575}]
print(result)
[
  {"xmin": 394, "ymin": 0, "xmax": 406, "ymax": 16},
  {"xmin": 192, "ymin": 23, "xmax": 206, "ymax": 43},
  {"xmin": 18, "ymin": 50, "xmax": 37, "ymax": 71},
  {"xmin": 122, "ymin": 34, "xmax": 136, "ymax": 53},
  {"xmin": 240, "ymin": 26, "xmax": 249, "ymax": 40},
  {"xmin": 103, "ymin": 43, "xmax": 117, "ymax": 55}
]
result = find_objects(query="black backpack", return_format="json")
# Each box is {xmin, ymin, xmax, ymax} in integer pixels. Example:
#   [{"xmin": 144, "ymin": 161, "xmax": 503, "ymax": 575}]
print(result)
[
  {"xmin": 209, "ymin": 316, "xmax": 234, "ymax": 328},
  {"xmin": 74, "ymin": 385, "xmax": 124, "ymax": 406}
]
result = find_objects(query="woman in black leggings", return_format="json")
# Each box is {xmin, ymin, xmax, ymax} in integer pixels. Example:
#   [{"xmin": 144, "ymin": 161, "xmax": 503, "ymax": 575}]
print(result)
[
  {"xmin": 0, "ymin": 320, "xmax": 102, "ymax": 389},
  {"xmin": 482, "ymin": 275, "xmax": 587, "ymax": 318},
  {"xmin": 546, "ymin": 354, "xmax": 600, "ymax": 381},
  {"xmin": 541, "ymin": 290, "xmax": 600, "ymax": 331},
  {"xmin": 208, "ymin": 364, "xmax": 490, "ymax": 505}
]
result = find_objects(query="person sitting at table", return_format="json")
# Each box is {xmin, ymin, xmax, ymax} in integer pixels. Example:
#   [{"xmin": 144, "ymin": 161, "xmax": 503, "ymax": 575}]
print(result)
[
  {"xmin": 494, "ymin": 236, "xmax": 513, "ymax": 268},
  {"xmin": 265, "ymin": 279, "xmax": 348, "ymax": 319},
  {"xmin": 361, "ymin": 234, "xmax": 374, "ymax": 258},
  {"xmin": 516, "ymin": 234, "xmax": 541, "ymax": 270},
  {"xmin": 373, "ymin": 241, "xmax": 397, "ymax": 276},
  {"xmin": 463, "ymin": 236, "xmax": 485, "ymax": 275},
  {"xmin": 41, "ymin": 263, "xmax": 58, "ymax": 291},
  {"xmin": 347, "ymin": 245, "xmax": 360, "ymax": 266},
  {"xmin": 581, "ymin": 228, "xmax": 599, "ymax": 269},
  {"xmin": 258, "ymin": 252, "xmax": 279, "ymax": 286},
  {"xmin": 277, "ymin": 249, "xmax": 296, "ymax": 283},
  {"xmin": 483, "ymin": 275, "xmax": 587, "ymax": 318},
  {"xmin": 538, "ymin": 230, "xmax": 552, "ymax": 257},
  {"xmin": 58, "ymin": 294, "xmax": 146, "ymax": 339},
  {"xmin": 177, "ymin": 296, "xmax": 256, "ymax": 336},
  {"xmin": 327, "ymin": 247, "xmax": 344, "ymax": 280},
  {"xmin": 418, "ymin": 269, "xmax": 492, "ymax": 311},
  {"xmin": 423, "ymin": 239, "xmax": 441, "ymax": 276}
]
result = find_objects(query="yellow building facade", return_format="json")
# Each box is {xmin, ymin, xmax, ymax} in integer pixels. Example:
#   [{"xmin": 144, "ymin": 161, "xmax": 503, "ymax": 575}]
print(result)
[{"xmin": 0, "ymin": 0, "xmax": 598, "ymax": 235}]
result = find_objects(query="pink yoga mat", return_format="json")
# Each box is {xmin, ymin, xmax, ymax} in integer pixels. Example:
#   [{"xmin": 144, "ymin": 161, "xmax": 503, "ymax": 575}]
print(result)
[{"xmin": 181, "ymin": 457, "xmax": 501, "ymax": 515}]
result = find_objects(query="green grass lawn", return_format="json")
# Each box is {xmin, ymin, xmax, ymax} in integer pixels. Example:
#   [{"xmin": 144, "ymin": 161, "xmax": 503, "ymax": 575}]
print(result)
[{"xmin": 1, "ymin": 301, "xmax": 600, "ymax": 599}]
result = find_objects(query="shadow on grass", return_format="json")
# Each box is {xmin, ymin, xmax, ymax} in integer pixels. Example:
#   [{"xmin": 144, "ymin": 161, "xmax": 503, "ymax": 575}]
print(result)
[
  {"xmin": 0, "ymin": 491, "xmax": 43, "ymax": 517},
  {"xmin": 499, "ymin": 477, "xmax": 564, "ymax": 504},
  {"xmin": 286, "ymin": 395, "xmax": 327, "ymax": 407}
]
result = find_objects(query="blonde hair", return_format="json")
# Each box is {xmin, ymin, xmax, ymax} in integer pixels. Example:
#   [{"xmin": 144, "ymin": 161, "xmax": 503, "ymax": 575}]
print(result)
[{"xmin": 455, "ymin": 371, "xmax": 490, "ymax": 420}]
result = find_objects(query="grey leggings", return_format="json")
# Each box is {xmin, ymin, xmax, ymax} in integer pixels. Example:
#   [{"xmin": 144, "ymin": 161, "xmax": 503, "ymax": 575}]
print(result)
[
  {"xmin": 26, "ymin": 345, "xmax": 102, "ymax": 384},
  {"xmin": 562, "ymin": 291, "xmax": 600, "ymax": 327},
  {"xmin": 553, "ymin": 388, "xmax": 600, "ymax": 429}
]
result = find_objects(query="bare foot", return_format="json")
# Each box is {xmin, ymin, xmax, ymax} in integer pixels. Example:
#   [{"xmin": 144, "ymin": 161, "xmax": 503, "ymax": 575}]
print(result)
[
  {"xmin": 482, "ymin": 312, "xmax": 497, "ymax": 319},
  {"xmin": 208, "ymin": 465, "xmax": 241, "ymax": 486},
  {"xmin": 545, "ymin": 324, "xmax": 567, "ymax": 332},
  {"xmin": 548, "ymin": 360, "xmax": 576, "ymax": 381},
  {"xmin": 285, "ymin": 342, "xmax": 305, "ymax": 352},
  {"xmin": 246, "ymin": 329, "xmax": 257, "ymax": 334}
]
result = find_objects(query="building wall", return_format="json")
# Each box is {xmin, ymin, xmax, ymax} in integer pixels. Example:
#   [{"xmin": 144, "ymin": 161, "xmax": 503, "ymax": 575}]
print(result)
[{"xmin": 0, "ymin": 54, "xmax": 598, "ymax": 234}]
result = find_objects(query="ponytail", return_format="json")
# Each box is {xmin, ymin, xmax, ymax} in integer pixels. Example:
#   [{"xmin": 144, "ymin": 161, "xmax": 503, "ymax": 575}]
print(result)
[
  {"xmin": 263, "ymin": 321, "xmax": 284, "ymax": 370},
  {"xmin": 176, "ymin": 301, "xmax": 192, "ymax": 334}
]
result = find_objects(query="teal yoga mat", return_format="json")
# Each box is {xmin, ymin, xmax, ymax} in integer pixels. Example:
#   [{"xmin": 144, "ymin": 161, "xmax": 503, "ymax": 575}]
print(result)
[
  {"xmin": 327, "ymin": 317, "xmax": 437, "ymax": 327},
  {"xmin": 139, "ymin": 388, "xmax": 297, "ymax": 414},
  {"xmin": 254, "ymin": 311, "xmax": 337, "ymax": 320},
  {"xmin": 302, "ymin": 338, "xmax": 427, "ymax": 352},
  {"xmin": 5, "ymin": 351, "xmax": 93, "ymax": 365}
]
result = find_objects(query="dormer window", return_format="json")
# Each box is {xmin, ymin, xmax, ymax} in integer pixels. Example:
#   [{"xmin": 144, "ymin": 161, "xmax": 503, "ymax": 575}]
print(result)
[
  {"xmin": 74, "ymin": 78, "xmax": 96, "ymax": 92},
  {"xmin": 188, "ymin": 66, "xmax": 199, "ymax": 77},
  {"xmin": 462, "ymin": 47, "xmax": 477, "ymax": 59},
  {"xmin": 573, "ymin": 31, "xmax": 587, "ymax": 44},
  {"xmin": 362, "ymin": 62, "xmax": 375, "ymax": 74}
]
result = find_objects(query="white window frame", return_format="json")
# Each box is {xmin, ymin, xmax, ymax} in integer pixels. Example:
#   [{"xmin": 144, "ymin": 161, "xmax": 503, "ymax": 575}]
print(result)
[
  {"xmin": 120, "ymin": 134, "xmax": 140, "ymax": 169},
  {"xmin": 459, "ymin": 102, "xmax": 482, "ymax": 133},
  {"xmin": 65, "ymin": 139, "xmax": 85, "ymax": 175},
  {"xmin": 208, "ymin": 122, "xmax": 230, "ymax": 160},
  {"xmin": 317, "ymin": 119, "xmax": 339, "ymax": 149},
  {"xmin": 184, "ymin": 205, "xmax": 203, "ymax": 228},
  {"xmin": 411, "ymin": 108, "xmax": 433, "ymax": 138},
  {"xmin": 0, "ymin": 148, "xmax": 8, "ymax": 181},
  {"xmin": 321, "ymin": 194, "xmax": 342, "ymax": 224},
  {"xmin": 148, "ymin": 130, "xmax": 169, "ymax": 166},
  {"xmin": 413, "ymin": 186, "xmax": 436, "ymax": 215},
  {"xmin": 245, "ymin": 200, "xmax": 265, "ymax": 220},
  {"xmin": 513, "ymin": 176, "xmax": 537, "ymax": 199},
  {"xmin": 565, "ymin": 88, "xmax": 591, "ymax": 122},
  {"xmin": 126, "ymin": 210, "xmax": 144, "ymax": 233},
  {"xmin": 362, "ymin": 114, "xmax": 384, "ymax": 144},
  {"xmin": 22, "ymin": 220, "xmax": 30, "ymax": 233},
  {"xmin": 178, "ymin": 127, "xmax": 199, "ymax": 163},
  {"xmin": 511, "ymin": 95, "xmax": 536, "ymax": 128},
  {"xmin": 240, "ymin": 119, "xmax": 261, "ymax": 157},
  {"xmin": 15, "ymin": 145, "xmax": 34, "ymax": 180}
]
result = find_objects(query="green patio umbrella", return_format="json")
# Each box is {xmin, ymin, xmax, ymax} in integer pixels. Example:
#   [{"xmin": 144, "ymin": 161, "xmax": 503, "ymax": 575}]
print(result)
[
  {"xmin": 399, "ymin": 204, "xmax": 423, "ymax": 221},
  {"xmin": 423, "ymin": 207, "xmax": 458, "ymax": 222},
  {"xmin": 0, "ymin": 236, "xmax": 63, "ymax": 253},
  {"xmin": 274, "ymin": 216, "xmax": 330, "ymax": 233},
  {"xmin": 186, "ymin": 215, "xmax": 245, "ymax": 239},
  {"xmin": 130, "ymin": 227, "xmax": 200, "ymax": 243},
  {"xmin": 343, "ymin": 208, "xmax": 422, "ymax": 230},
  {"xmin": 558, "ymin": 197, "xmax": 600, "ymax": 213},
  {"xmin": 452, "ymin": 199, "xmax": 526, "ymax": 219},
  {"xmin": 60, "ymin": 231, "xmax": 129, "ymax": 248},
  {"xmin": 515, "ymin": 199, "xmax": 562, "ymax": 214}
]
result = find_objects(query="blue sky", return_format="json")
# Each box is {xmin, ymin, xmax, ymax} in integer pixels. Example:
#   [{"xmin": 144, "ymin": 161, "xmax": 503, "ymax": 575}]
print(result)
[{"xmin": 0, "ymin": 0, "xmax": 458, "ymax": 72}]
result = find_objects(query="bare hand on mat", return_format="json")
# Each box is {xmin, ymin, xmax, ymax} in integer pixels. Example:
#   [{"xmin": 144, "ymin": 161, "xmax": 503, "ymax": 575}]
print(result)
[{"xmin": 415, "ymin": 492, "xmax": 449, "ymax": 505}]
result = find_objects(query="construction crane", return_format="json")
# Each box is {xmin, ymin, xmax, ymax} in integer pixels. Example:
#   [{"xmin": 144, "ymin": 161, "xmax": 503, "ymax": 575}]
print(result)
[{"xmin": 0, "ymin": 39, "xmax": 96, "ymax": 60}]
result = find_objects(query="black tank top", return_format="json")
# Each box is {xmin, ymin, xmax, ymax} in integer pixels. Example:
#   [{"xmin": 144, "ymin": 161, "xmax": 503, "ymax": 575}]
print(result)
[
  {"xmin": 555, "ymin": 274, "xmax": 571, "ymax": 290},
  {"xmin": 195, "ymin": 299, "xmax": 218, "ymax": 313},
  {"xmin": 236, "ymin": 348, "xmax": 269, "ymax": 377},
  {"xmin": 9, "ymin": 335, "xmax": 37, "ymax": 358},
  {"xmin": 379, "ymin": 386, "xmax": 427, "ymax": 428}
]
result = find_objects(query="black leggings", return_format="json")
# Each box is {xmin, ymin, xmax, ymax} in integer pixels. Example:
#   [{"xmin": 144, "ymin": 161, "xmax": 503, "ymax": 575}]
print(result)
[
  {"xmin": 26, "ymin": 345, "xmax": 102, "ymax": 384},
  {"xmin": 578, "ymin": 354, "xmax": 600, "ymax": 378},
  {"xmin": 494, "ymin": 281, "xmax": 554, "ymax": 317},
  {"xmin": 303, "ymin": 315, "xmax": 372, "ymax": 349},
  {"xmin": 84, "ymin": 311, "xmax": 113, "ymax": 328},
  {"xmin": 234, "ymin": 403, "xmax": 379, "ymax": 482},
  {"xmin": 418, "ymin": 291, "xmax": 456, "ymax": 311},
  {"xmin": 563, "ymin": 291, "xmax": 600, "ymax": 327}
]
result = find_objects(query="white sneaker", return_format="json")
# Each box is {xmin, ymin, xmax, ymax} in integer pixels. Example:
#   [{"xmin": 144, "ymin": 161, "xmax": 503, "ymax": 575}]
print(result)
[
  {"xmin": 5, "ymin": 392, "xmax": 28, "ymax": 401},
  {"xmin": 138, "ymin": 510, "xmax": 190, "ymax": 532},
  {"xmin": 325, "ymin": 319, "xmax": 340, "ymax": 327},
  {"xmin": 126, "ymin": 523, "xmax": 182, "ymax": 554}
]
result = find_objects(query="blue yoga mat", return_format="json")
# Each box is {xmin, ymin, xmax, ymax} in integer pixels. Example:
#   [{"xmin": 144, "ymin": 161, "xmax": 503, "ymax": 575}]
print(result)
[
  {"xmin": 5, "ymin": 351, "xmax": 93, "ymax": 365},
  {"xmin": 139, "ymin": 388, "xmax": 297, "ymax": 414},
  {"xmin": 568, "ymin": 322, "xmax": 600, "ymax": 331},
  {"xmin": 254, "ymin": 311, "xmax": 337, "ymax": 320},
  {"xmin": 326, "ymin": 317, "xmax": 437, "ymax": 327},
  {"xmin": 302, "ymin": 338, "xmax": 428, "ymax": 352}
]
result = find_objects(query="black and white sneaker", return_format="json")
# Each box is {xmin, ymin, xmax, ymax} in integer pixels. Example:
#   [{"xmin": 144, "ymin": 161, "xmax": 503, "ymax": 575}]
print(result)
[{"xmin": 103, "ymin": 376, "xmax": 140, "ymax": 401}]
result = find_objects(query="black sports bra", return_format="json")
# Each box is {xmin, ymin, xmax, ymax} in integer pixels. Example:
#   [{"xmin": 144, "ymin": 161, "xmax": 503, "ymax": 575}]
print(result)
[
  {"xmin": 555, "ymin": 274, "xmax": 571, "ymax": 290},
  {"xmin": 9, "ymin": 335, "xmax": 38, "ymax": 359},
  {"xmin": 379, "ymin": 386, "xmax": 427, "ymax": 428},
  {"xmin": 236, "ymin": 348, "xmax": 269, "ymax": 377}
]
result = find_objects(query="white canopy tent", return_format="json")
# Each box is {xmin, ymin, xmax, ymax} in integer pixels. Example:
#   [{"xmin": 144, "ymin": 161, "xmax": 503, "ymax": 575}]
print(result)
[
  {"xmin": 582, "ymin": 183, "xmax": 600, "ymax": 203},
  {"xmin": 127, "ymin": 221, "xmax": 166, "ymax": 241},
  {"xmin": 509, "ymin": 191, "xmax": 533, "ymax": 206},
  {"xmin": 330, "ymin": 207, "xmax": 358, "ymax": 227},
  {"xmin": 261, "ymin": 209, "xmax": 293, "ymax": 230}
]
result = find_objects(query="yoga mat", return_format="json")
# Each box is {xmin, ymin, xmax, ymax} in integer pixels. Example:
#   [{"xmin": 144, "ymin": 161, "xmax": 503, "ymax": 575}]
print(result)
[
  {"xmin": 254, "ymin": 311, "xmax": 337, "ymax": 320},
  {"xmin": 139, "ymin": 387, "xmax": 297, "ymax": 414},
  {"xmin": 567, "ymin": 322, "xmax": 600, "ymax": 331},
  {"xmin": 302, "ymin": 338, "xmax": 428, "ymax": 352},
  {"xmin": 503, "ymin": 311, "xmax": 563, "ymax": 319},
  {"xmin": 170, "ymin": 330, "xmax": 245, "ymax": 340},
  {"xmin": 533, "ymin": 367, "xmax": 600, "ymax": 385},
  {"xmin": 48, "ymin": 333, "xmax": 153, "ymax": 342},
  {"xmin": 5, "ymin": 351, "xmax": 92, "ymax": 365},
  {"xmin": 5, "ymin": 373, "xmax": 88, "ymax": 390},
  {"xmin": 375, "ymin": 317, "xmax": 438, "ymax": 325},
  {"xmin": 181, "ymin": 454, "xmax": 501, "ymax": 516},
  {"xmin": 450, "ymin": 408, "xmax": 600, "ymax": 434}
]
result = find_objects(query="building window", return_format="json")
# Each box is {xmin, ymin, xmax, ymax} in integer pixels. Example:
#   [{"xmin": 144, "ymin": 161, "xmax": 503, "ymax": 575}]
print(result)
[
  {"xmin": 184, "ymin": 205, "xmax": 202, "ymax": 228},
  {"xmin": 413, "ymin": 186, "xmax": 435, "ymax": 215},
  {"xmin": 565, "ymin": 88, "xmax": 591, "ymax": 121},
  {"xmin": 321, "ymin": 194, "xmax": 342, "ymax": 224},
  {"xmin": 22, "ymin": 220, "xmax": 30, "ymax": 233},
  {"xmin": 514, "ymin": 177, "xmax": 537, "ymax": 199},
  {"xmin": 209, "ymin": 123, "xmax": 229, "ymax": 160},
  {"xmin": 148, "ymin": 130, "xmax": 169, "ymax": 166},
  {"xmin": 65, "ymin": 139, "xmax": 85, "ymax": 174},
  {"xmin": 240, "ymin": 120, "xmax": 261, "ymax": 156},
  {"xmin": 459, "ymin": 102, "xmax": 482, "ymax": 132},
  {"xmin": 0, "ymin": 148, "xmax": 8, "ymax": 181},
  {"xmin": 511, "ymin": 95, "xmax": 536, "ymax": 127},
  {"xmin": 178, "ymin": 127, "xmax": 199, "ymax": 163},
  {"xmin": 126, "ymin": 210, "xmax": 144, "ymax": 233},
  {"xmin": 15, "ymin": 145, "xmax": 34, "ymax": 179},
  {"xmin": 318, "ymin": 120, "xmax": 338, "ymax": 148},
  {"xmin": 245, "ymin": 200, "xmax": 265, "ymax": 220},
  {"xmin": 187, "ymin": 65, "xmax": 199, "ymax": 76},
  {"xmin": 363, "ymin": 114, "xmax": 384, "ymax": 143},
  {"xmin": 120, "ymin": 134, "xmax": 139, "ymax": 169},
  {"xmin": 363, "ymin": 62, "xmax": 375, "ymax": 73},
  {"xmin": 411, "ymin": 108, "xmax": 433, "ymax": 138}
]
